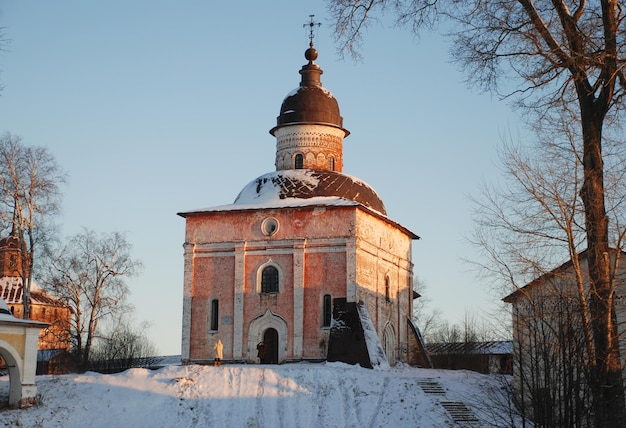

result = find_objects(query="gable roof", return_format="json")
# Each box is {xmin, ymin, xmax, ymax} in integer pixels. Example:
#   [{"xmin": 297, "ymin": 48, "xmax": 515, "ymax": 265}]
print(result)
[
  {"xmin": 178, "ymin": 169, "xmax": 420, "ymax": 240},
  {"xmin": 502, "ymin": 248, "xmax": 626, "ymax": 303}
]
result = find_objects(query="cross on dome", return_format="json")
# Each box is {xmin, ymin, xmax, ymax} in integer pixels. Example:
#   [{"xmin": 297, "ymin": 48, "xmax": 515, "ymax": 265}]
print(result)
[{"xmin": 304, "ymin": 14, "xmax": 321, "ymax": 47}]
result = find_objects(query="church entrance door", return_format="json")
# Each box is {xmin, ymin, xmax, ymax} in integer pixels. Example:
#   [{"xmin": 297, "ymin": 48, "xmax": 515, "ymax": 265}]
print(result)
[{"xmin": 262, "ymin": 328, "xmax": 279, "ymax": 364}]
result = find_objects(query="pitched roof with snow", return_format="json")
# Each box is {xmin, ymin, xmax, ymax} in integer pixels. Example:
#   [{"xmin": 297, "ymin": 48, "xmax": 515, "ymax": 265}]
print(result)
[
  {"xmin": 0, "ymin": 291, "xmax": 50, "ymax": 328},
  {"xmin": 0, "ymin": 277, "xmax": 65, "ymax": 306},
  {"xmin": 179, "ymin": 169, "xmax": 386, "ymax": 216},
  {"xmin": 234, "ymin": 170, "xmax": 387, "ymax": 215},
  {"xmin": 177, "ymin": 169, "xmax": 420, "ymax": 239}
]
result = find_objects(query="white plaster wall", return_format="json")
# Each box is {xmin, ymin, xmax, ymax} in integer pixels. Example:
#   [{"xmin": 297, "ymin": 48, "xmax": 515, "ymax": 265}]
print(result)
[{"xmin": 274, "ymin": 124, "xmax": 345, "ymax": 171}]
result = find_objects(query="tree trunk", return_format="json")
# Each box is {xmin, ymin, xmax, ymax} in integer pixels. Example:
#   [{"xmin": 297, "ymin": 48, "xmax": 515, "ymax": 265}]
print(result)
[
  {"xmin": 19, "ymin": 233, "xmax": 30, "ymax": 320},
  {"xmin": 579, "ymin": 102, "xmax": 626, "ymax": 427}
]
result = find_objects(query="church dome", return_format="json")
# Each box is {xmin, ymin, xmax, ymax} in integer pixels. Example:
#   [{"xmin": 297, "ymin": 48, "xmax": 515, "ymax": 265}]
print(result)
[
  {"xmin": 233, "ymin": 169, "xmax": 387, "ymax": 216},
  {"xmin": 270, "ymin": 45, "xmax": 348, "ymax": 137},
  {"xmin": 274, "ymin": 86, "xmax": 343, "ymax": 130}
]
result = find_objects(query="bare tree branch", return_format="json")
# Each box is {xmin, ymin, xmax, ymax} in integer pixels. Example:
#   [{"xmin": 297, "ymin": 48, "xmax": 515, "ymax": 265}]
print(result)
[{"xmin": 41, "ymin": 229, "xmax": 142, "ymax": 370}]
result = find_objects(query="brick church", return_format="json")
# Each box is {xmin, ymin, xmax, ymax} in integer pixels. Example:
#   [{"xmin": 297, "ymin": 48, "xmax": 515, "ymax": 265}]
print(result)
[
  {"xmin": 0, "ymin": 231, "xmax": 72, "ymax": 375},
  {"xmin": 179, "ymin": 38, "xmax": 428, "ymax": 367}
]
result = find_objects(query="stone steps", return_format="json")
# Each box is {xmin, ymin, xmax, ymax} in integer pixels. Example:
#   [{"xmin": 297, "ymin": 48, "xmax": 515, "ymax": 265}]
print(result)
[
  {"xmin": 416, "ymin": 378, "xmax": 446, "ymax": 395},
  {"xmin": 416, "ymin": 378, "xmax": 482, "ymax": 427},
  {"xmin": 441, "ymin": 401, "xmax": 481, "ymax": 426}
]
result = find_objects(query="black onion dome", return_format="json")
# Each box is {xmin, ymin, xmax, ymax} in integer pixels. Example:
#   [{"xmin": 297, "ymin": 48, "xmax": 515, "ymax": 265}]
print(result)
[
  {"xmin": 273, "ymin": 86, "xmax": 344, "ymax": 130},
  {"xmin": 234, "ymin": 170, "xmax": 386, "ymax": 216},
  {"xmin": 270, "ymin": 45, "xmax": 349, "ymax": 136}
]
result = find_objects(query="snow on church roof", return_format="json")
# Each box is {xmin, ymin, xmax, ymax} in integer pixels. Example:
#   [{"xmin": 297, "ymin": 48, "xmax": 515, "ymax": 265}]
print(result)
[
  {"xmin": 0, "ymin": 292, "xmax": 50, "ymax": 327},
  {"xmin": 235, "ymin": 169, "xmax": 387, "ymax": 214},
  {"xmin": 195, "ymin": 195, "xmax": 363, "ymax": 213},
  {"xmin": 178, "ymin": 170, "xmax": 419, "ymax": 240},
  {"xmin": 180, "ymin": 169, "xmax": 388, "ymax": 216},
  {"xmin": 0, "ymin": 277, "xmax": 65, "ymax": 306}
]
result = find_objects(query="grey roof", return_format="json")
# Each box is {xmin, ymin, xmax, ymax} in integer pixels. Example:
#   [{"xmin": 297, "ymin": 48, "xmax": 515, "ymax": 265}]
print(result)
[{"xmin": 427, "ymin": 341, "xmax": 513, "ymax": 355}]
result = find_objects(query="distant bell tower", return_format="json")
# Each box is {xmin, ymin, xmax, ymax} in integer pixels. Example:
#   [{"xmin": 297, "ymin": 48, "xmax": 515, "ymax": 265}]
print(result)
[
  {"xmin": 270, "ymin": 15, "xmax": 349, "ymax": 172},
  {"xmin": 0, "ymin": 233, "xmax": 28, "ymax": 278}
]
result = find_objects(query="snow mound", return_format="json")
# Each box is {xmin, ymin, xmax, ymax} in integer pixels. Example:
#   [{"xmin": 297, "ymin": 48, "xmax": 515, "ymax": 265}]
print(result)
[{"xmin": 0, "ymin": 363, "xmax": 518, "ymax": 427}]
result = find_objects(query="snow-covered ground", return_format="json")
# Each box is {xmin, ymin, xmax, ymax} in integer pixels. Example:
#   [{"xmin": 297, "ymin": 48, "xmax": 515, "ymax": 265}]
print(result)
[{"xmin": 0, "ymin": 362, "xmax": 518, "ymax": 427}]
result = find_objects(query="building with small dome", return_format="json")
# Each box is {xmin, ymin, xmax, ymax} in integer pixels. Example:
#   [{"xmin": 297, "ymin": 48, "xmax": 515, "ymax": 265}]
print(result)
[
  {"xmin": 0, "ymin": 234, "xmax": 55, "ymax": 406},
  {"xmin": 179, "ymin": 40, "xmax": 428, "ymax": 367},
  {"xmin": 0, "ymin": 232, "xmax": 72, "ymax": 375}
]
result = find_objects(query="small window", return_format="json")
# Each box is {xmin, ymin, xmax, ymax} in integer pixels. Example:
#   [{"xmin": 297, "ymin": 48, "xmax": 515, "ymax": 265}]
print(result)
[
  {"xmin": 295, "ymin": 154, "xmax": 304, "ymax": 169},
  {"xmin": 322, "ymin": 294, "xmax": 332, "ymax": 327},
  {"xmin": 210, "ymin": 299, "xmax": 219, "ymax": 331},
  {"xmin": 261, "ymin": 217, "xmax": 279, "ymax": 236},
  {"xmin": 261, "ymin": 266, "xmax": 279, "ymax": 293},
  {"xmin": 385, "ymin": 276, "xmax": 391, "ymax": 302},
  {"xmin": 328, "ymin": 156, "xmax": 335, "ymax": 171}
]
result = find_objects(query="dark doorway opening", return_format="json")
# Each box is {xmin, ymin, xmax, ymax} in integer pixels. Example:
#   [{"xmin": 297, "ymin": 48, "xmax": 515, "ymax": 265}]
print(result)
[{"xmin": 262, "ymin": 328, "xmax": 279, "ymax": 364}]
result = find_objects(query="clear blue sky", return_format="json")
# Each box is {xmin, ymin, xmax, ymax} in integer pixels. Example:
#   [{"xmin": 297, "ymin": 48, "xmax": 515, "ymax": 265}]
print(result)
[{"xmin": 0, "ymin": 1, "xmax": 523, "ymax": 354}]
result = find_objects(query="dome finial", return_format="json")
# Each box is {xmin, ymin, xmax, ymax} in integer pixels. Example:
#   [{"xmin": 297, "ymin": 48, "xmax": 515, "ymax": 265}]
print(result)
[
  {"xmin": 304, "ymin": 15, "xmax": 321, "ymax": 64},
  {"xmin": 304, "ymin": 14, "xmax": 321, "ymax": 47},
  {"xmin": 301, "ymin": 15, "xmax": 322, "ymax": 85}
]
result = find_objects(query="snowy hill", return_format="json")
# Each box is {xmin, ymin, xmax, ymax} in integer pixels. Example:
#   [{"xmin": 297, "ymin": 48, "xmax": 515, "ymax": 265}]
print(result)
[{"xmin": 1, "ymin": 362, "xmax": 517, "ymax": 427}]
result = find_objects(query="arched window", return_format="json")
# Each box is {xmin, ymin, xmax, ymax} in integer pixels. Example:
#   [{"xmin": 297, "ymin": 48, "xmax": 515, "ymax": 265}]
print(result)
[
  {"xmin": 294, "ymin": 154, "xmax": 304, "ymax": 169},
  {"xmin": 210, "ymin": 299, "xmax": 219, "ymax": 331},
  {"xmin": 322, "ymin": 294, "xmax": 332, "ymax": 327},
  {"xmin": 328, "ymin": 156, "xmax": 335, "ymax": 171},
  {"xmin": 385, "ymin": 276, "xmax": 391, "ymax": 302},
  {"xmin": 261, "ymin": 266, "xmax": 279, "ymax": 293}
]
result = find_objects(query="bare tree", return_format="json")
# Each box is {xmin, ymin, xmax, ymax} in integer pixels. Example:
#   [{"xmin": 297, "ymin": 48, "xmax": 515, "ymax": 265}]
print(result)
[
  {"xmin": 507, "ymin": 283, "xmax": 594, "ymax": 427},
  {"xmin": 327, "ymin": 1, "xmax": 626, "ymax": 423},
  {"xmin": 413, "ymin": 277, "xmax": 507, "ymax": 344},
  {"xmin": 41, "ymin": 229, "xmax": 142, "ymax": 370},
  {"xmin": 423, "ymin": 310, "xmax": 500, "ymax": 344},
  {"xmin": 0, "ymin": 133, "xmax": 65, "ymax": 319},
  {"xmin": 0, "ymin": 26, "xmax": 7, "ymax": 94},
  {"xmin": 411, "ymin": 276, "xmax": 444, "ymax": 338},
  {"xmin": 89, "ymin": 316, "xmax": 156, "ymax": 373},
  {"xmin": 472, "ymin": 115, "xmax": 626, "ymax": 426}
]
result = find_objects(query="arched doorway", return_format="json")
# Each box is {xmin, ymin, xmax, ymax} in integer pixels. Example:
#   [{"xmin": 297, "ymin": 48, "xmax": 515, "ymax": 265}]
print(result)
[
  {"xmin": 0, "ymin": 346, "xmax": 20, "ymax": 408},
  {"xmin": 0, "ymin": 299, "xmax": 47, "ymax": 408},
  {"xmin": 384, "ymin": 323, "xmax": 396, "ymax": 366},
  {"xmin": 247, "ymin": 309, "xmax": 288, "ymax": 364},
  {"xmin": 262, "ymin": 328, "xmax": 279, "ymax": 364}
]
